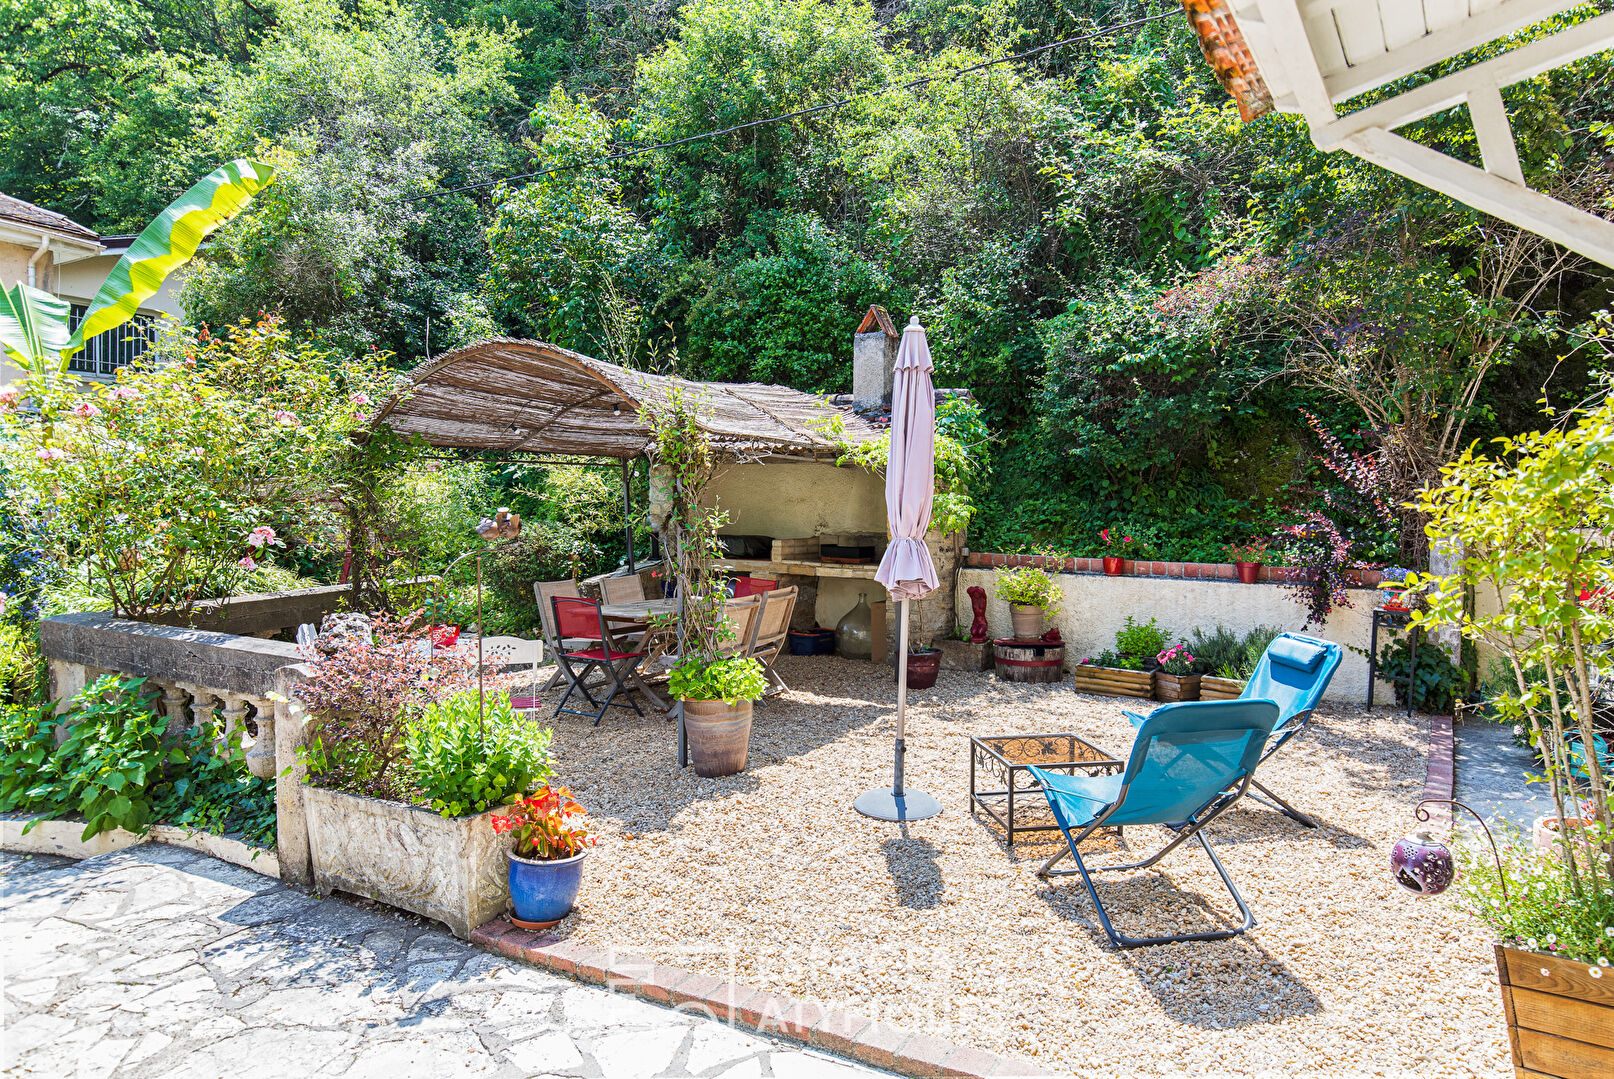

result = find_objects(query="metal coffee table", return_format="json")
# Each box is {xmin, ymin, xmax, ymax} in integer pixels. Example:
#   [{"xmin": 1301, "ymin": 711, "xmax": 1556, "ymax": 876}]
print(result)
[{"xmin": 969, "ymin": 732, "xmax": 1123, "ymax": 843}]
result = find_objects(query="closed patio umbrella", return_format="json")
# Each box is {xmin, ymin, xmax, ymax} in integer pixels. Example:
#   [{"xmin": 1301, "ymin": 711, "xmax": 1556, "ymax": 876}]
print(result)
[{"xmin": 855, "ymin": 316, "xmax": 943, "ymax": 822}]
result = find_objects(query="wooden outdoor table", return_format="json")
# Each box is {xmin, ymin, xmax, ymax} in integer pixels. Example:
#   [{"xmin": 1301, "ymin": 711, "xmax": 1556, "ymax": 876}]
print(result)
[{"xmin": 599, "ymin": 598, "xmax": 677, "ymax": 622}]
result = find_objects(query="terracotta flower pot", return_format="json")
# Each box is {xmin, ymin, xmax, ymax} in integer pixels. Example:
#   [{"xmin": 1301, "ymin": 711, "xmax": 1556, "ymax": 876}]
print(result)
[
  {"xmin": 901, "ymin": 649, "xmax": 942, "ymax": 690},
  {"xmin": 1234, "ymin": 561, "xmax": 1261, "ymax": 585},
  {"xmin": 1009, "ymin": 603, "xmax": 1044, "ymax": 639},
  {"xmin": 1102, "ymin": 556, "xmax": 1125, "ymax": 576},
  {"xmin": 681, "ymin": 698, "xmax": 753, "ymax": 778}
]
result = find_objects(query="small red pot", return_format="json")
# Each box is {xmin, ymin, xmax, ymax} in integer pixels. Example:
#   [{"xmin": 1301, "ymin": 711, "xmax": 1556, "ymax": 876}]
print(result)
[
  {"xmin": 1234, "ymin": 561, "xmax": 1261, "ymax": 585},
  {"xmin": 1102, "ymin": 556, "xmax": 1125, "ymax": 576},
  {"xmin": 901, "ymin": 649, "xmax": 942, "ymax": 690}
]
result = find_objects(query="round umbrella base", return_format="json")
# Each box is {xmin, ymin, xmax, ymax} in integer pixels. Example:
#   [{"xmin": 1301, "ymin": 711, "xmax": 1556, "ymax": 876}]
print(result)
[{"xmin": 854, "ymin": 787, "xmax": 942, "ymax": 822}]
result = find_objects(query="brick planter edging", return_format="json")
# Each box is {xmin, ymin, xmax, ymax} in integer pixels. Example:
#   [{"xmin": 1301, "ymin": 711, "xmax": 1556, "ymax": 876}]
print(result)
[
  {"xmin": 963, "ymin": 551, "xmax": 1384, "ymax": 587},
  {"xmin": 470, "ymin": 918, "xmax": 1050, "ymax": 1078},
  {"xmin": 1421, "ymin": 715, "xmax": 1455, "ymax": 829}
]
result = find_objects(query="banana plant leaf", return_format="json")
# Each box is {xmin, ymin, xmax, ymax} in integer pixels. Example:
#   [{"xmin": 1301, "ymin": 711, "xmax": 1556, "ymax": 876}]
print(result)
[
  {"xmin": 65, "ymin": 158, "xmax": 275, "ymax": 359},
  {"xmin": 0, "ymin": 283, "xmax": 72, "ymax": 375}
]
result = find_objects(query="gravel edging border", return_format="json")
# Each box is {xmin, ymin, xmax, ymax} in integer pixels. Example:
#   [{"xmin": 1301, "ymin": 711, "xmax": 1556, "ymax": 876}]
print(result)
[
  {"xmin": 1422, "ymin": 715, "xmax": 1455, "ymax": 829},
  {"xmin": 470, "ymin": 918, "xmax": 1051, "ymax": 1078}
]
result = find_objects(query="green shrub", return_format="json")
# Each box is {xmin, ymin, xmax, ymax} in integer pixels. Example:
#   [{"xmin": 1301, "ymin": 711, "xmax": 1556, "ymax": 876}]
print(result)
[
  {"xmin": 0, "ymin": 675, "xmax": 183, "ymax": 839},
  {"xmin": 1187, "ymin": 625, "xmax": 1243, "ymax": 676},
  {"xmin": 667, "ymin": 654, "xmax": 769, "ymax": 704},
  {"xmin": 0, "ymin": 621, "xmax": 43, "ymax": 705},
  {"xmin": 404, "ymin": 690, "xmax": 553, "ymax": 818},
  {"xmin": 1372, "ymin": 636, "xmax": 1466, "ymax": 714},
  {"xmin": 993, "ymin": 565, "xmax": 1062, "ymax": 613},
  {"xmin": 151, "ymin": 730, "xmax": 277, "ymax": 850},
  {"xmin": 1115, "ymin": 616, "xmax": 1168, "ymax": 662}
]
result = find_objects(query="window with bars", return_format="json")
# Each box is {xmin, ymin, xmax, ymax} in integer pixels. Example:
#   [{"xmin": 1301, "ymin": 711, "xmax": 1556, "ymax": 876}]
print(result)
[{"xmin": 65, "ymin": 304, "xmax": 158, "ymax": 378}]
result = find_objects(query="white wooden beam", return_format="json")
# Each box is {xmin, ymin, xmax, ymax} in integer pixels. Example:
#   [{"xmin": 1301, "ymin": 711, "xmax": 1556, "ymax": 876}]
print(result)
[
  {"xmin": 1258, "ymin": 0, "xmax": 1338, "ymax": 129},
  {"xmin": 1342, "ymin": 127, "xmax": 1614, "ymax": 267},
  {"xmin": 1313, "ymin": 12, "xmax": 1614, "ymax": 146},
  {"xmin": 1467, "ymin": 84, "xmax": 1525, "ymax": 185},
  {"xmin": 1320, "ymin": 0, "xmax": 1582, "ymax": 102}
]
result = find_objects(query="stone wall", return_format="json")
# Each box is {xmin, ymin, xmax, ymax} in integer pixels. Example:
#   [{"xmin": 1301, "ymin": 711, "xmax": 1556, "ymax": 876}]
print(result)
[{"xmin": 954, "ymin": 565, "xmax": 1400, "ymax": 703}]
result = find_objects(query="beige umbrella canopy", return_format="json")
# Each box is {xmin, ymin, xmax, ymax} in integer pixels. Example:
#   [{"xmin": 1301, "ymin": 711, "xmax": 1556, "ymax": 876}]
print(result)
[{"xmin": 856, "ymin": 317, "xmax": 943, "ymax": 822}]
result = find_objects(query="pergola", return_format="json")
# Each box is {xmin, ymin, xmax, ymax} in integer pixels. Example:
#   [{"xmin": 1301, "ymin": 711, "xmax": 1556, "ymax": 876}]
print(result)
[
  {"xmin": 1181, "ymin": 0, "xmax": 1614, "ymax": 267},
  {"xmin": 376, "ymin": 338, "xmax": 878, "ymax": 461},
  {"xmin": 375, "ymin": 338, "xmax": 884, "ymax": 569}
]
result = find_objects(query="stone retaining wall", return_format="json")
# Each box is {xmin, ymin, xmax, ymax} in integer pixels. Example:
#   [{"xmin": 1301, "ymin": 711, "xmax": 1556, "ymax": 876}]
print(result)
[{"xmin": 954, "ymin": 565, "xmax": 1396, "ymax": 703}]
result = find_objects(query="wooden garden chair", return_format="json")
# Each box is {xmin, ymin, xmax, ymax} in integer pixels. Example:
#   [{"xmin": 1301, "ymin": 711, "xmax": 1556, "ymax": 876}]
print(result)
[{"xmin": 742, "ymin": 585, "xmax": 797, "ymax": 697}]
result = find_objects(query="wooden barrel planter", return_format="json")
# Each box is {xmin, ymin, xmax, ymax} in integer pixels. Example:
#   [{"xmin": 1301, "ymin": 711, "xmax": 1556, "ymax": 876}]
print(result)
[
  {"xmin": 1495, "ymin": 943, "xmax": 1614, "ymax": 1079},
  {"xmin": 993, "ymin": 638, "xmax": 1065, "ymax": 683},
  {"xmin": 1199, "ymin": 675, "xmax": 1244, "ymax": 701},
  {"xmin": 1071, "ymin": 664, "xmax": 1153, "ymax": 699},
  {"xmin": 1154, "ymin": 673, "xmax": 1202, "ymax": 702}
]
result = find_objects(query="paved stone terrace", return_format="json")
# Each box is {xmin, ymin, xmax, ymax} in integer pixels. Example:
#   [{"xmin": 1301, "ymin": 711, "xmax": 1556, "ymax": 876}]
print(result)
[{"xmin": 0, "ymin": 847, "xmax": 885, "ymax": 1079}]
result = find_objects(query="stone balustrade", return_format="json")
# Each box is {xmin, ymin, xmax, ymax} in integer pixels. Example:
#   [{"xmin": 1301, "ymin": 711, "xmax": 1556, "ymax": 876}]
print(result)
[{"xmin": 38, "ymin": 611, "xmax": 315, "ymax": 885}]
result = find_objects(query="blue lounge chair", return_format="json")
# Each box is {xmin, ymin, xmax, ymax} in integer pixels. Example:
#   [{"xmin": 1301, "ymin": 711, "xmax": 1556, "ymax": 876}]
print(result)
[
  {"xmin": 1127, "ymin": 633, "xmax": 1342, "ymax": 828},
  {"xmin": 1032, "ymin": 699, "xmax": 1282, "ymax": 948}
]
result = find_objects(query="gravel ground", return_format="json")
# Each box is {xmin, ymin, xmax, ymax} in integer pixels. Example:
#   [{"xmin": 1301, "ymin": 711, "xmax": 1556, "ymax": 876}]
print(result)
[{"xmin": 523, "ymin": 656, "xmax": 1508, "ymax": 1078}]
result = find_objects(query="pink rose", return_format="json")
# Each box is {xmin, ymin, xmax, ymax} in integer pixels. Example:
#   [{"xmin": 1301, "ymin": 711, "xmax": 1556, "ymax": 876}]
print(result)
[
  {"xmin": 273, "ymin": 410, "xmax": 298, "ymax": 427},
  {"xmin": 246, "ymin": 525, "xmax": 282, "ymax": 548},
  {"xmin": 69, "ymin": 401, "xmax": 101, "ymax": 418},
  {"xmin": 349, "ymin": 393, "xmax": 371, "ymax": 406},
  {"xmin": 107, "ymin": 386, "xmax": 141, "ymax": 401},
  {"xmin": 0, "ymin": 385, "xmax": 19, "ymax": 408},
  {"xmin": 35, "ymin": 447, "xmax": 68, "ymax": 461},
  {"xmin": 238, "ymin": 555, "xmax": 258, "ymax": 570}
]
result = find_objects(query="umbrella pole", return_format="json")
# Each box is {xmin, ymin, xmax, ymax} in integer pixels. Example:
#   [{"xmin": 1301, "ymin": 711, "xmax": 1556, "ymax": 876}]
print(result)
[
  {"xmin": 893, "ymin": 597, "xmax": 908, "ymax": 796},
  {"xmin": 854, "ymin": 595, "xmax": 941, "ymax": 821}
]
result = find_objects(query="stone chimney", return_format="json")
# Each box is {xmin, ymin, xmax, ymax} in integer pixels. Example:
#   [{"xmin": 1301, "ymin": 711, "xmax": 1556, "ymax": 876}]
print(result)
[{"xmin": 852, "ymin": 305, "xmax": 899, "ymax": 409}]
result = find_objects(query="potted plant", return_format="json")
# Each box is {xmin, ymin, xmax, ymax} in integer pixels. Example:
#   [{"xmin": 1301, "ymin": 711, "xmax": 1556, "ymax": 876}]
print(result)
[
  {"xmin": 294, "ymin": 622, "xmax": 555, "ymax": 939},
  {"xmin": 1153, "ymin": 643, "xmax": 1202, "ymax": 701},
  {"xmin": 645, "ymin": 388, "xmax": 769, "ymax": 778},
  {"xmin": 1071, "ymin": 616, "xmax": 1166, "ymax": 699},
  {"xmin": 1098, "ymin": 528, "xmax": 1138, "ymax": 576},
  {"xmin": 994, "ymin": 564, "xmax": 1062, "ymax": 639},
  {"xmin": 1379, "ymin": 566, "xmax": 1411, "ymax": 610},
  {"xmin": 492, "ymin": 786, "xmax": 595, "ymax": 929},
  {"xmin": 1225, "ymin": 540, "xmax": 1268, "ymax": 585},
  {"xmin": 1406, "ymin": 396, "xmax": 1614, "ymax": 1074}
]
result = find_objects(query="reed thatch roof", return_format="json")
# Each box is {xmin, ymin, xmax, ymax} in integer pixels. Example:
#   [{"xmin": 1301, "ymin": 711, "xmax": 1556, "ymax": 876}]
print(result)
[{"xmin": 376, "ymin": 338, "xmax": 882, "ymax": 460}]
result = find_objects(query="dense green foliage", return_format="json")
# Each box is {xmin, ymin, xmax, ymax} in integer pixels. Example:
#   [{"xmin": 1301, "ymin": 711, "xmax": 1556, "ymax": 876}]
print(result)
[
  {"xmin": 404, "ymin": 689, "xmax": 553, "ymax": 817},
  {"xmin": 7, "ymin": 0, "xmax": 1612, "ymax": 579},
  {"xmin": 0, "ymin": 675, "xmax": 275, "ymax": 845}
]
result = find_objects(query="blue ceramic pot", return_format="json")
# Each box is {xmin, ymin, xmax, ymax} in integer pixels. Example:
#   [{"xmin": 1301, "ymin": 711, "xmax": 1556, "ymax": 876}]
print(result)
[
  {"xmin": 507, "ymin": 849, "xmax": 588, "ymax": 928},
  {"xmin": 813, "ymin": 628, "xmax": 836, "ymax": 655},
  {"xmin": 788, "ymin": 630, "xmax": 818, "ymax": 656}
]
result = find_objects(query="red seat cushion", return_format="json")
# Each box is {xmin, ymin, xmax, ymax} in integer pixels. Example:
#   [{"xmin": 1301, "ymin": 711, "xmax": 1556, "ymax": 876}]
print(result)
[{"xmin": 565, "ymin": 647, "xmax": 645, "ymax": 662}]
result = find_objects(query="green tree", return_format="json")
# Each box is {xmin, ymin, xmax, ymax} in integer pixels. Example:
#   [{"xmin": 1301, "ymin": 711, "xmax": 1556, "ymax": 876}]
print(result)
[{"xmin": 181, "ymin": 1, "xmax": 524, "ymax": 361}]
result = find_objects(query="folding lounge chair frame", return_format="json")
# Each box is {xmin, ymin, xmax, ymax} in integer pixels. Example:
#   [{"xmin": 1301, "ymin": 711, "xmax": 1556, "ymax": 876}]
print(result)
[
  {"xmin": 551, "ymin": 597, "xmax": 647, "ymax": 724},
  {"xmin": 1125, "ymin": 633, "xmax": 1342, "ymax": 829},
  {"xmin": 1034, "ymin": 699, "xmax": 1281, "ymax": 949}
]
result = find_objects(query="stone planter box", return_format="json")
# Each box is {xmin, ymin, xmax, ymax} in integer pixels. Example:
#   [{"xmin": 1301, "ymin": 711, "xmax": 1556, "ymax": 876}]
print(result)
[
  {"xmin": 1199, "ymin": 675, "xmax": 1244, "ymax": 701},
  {"xmin": 302, "ymin": 785, "xmax": 511, "ymax": 939},
  {"xmin": 1495, "ymin": 943, "xmax": 1614, "ymax": 1078},
  {"xmin": 1071, "ymin": 664, "xmax": 1153, "ymax": 700},
  {"xmin": 939, "ymin": 638, "xmax": 993, "ymax": 671},
  {"xmin": 1154, "ymin": 673, "xmax": 1202, "ymax": 702}
]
